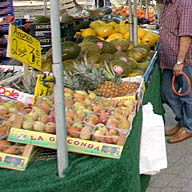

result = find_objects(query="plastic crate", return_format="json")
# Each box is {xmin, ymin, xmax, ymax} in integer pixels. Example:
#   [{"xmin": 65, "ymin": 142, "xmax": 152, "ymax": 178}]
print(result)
[{"xmin": 0, "ymin": 0, "xmax": 13, "ymax": 7}]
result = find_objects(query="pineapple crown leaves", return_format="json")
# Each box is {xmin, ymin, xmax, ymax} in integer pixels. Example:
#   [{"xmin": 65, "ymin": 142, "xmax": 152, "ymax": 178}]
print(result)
[
  {"xmin": 63, "ymin": 55, "xmax": 106, "ymax": 91},
  {"xmin": 63, "ymin": 71, "xmax": 81, "ymax": 90},
  {"xmin": 102, "ymin": 62, "xmax": 116, "ymax": 80},
  {"xmin": 102, "ymin": 62, "xmax": 123, "ymax": 85}
]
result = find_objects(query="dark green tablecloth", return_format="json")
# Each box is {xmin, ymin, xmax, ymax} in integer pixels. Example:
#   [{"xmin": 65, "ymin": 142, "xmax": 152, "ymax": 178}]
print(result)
[{"xmin": 0, "ymin": 63, "xmax": 164, "ymax": 192}]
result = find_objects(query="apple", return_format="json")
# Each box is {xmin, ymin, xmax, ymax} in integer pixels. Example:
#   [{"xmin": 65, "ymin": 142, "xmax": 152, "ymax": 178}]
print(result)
[
  {"xmin": 32, "ymin": 106, "xmax": 46, "ymax": 116},
  {"xmin": 72, "ymin": 122, "xmax": 83, "ymax": 130},
  {"xmin": 49, "ymin": 108, "xmax": 55, "ymax": 116},
  {"xmin": 47, "ymin": 115, "xmax": 55, "ymax": 123},
  {"xmin": 98, "ymin": 110, "xmax": 108, "ymax": 124},
  {"xmin": 22, "ymin": 120, "xmax": 34, "ymax": 130},
  {"xmin": 67, "ymin": 127, "xmax": 80, "ymax": 138},
  {"xmin": 38, "ymin": 115, "xmax": 50, "ymax": 124},
  {"xmin": 24, "ymin": 114, "xmax": 36, "ymax": 121},
  {"xmin": 85, "ymin": 114, "xmax": 99, "ymax": 125},
  {"xmin": 33, "ymin": 121, "xmax": 45, "ymax": 132},
  {"xmin": 45, "ymin": 122, "xmax": 56, "ymax": 133},
  {"xmin": 8, "ymin": 107, "xmax": 17, "ymax": 113},
  {"xmin": 75, "ymin": 111, "xmax": 86, "ymax": 121}
]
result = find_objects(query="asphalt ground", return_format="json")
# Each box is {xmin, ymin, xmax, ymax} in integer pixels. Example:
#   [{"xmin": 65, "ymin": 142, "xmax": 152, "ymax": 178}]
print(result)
[{"xmin": 146, "ymin": 104, "xmax": 192, "ymax": 192}]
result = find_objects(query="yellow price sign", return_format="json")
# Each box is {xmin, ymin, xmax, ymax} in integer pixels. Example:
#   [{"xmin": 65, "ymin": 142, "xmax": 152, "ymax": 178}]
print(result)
[
  {"xmin": 33, "ymin": 74, "xmax": 54, "ymax": 104},
  {"xmin": 7, "ymin": 24, "xmax": 41, "ymax": 70}
]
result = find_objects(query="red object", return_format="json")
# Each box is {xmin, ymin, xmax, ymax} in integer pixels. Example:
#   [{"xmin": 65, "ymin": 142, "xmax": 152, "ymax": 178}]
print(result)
[{"xmin": 172, "ymin": 71, "xmax": 191, "ymax": 96}]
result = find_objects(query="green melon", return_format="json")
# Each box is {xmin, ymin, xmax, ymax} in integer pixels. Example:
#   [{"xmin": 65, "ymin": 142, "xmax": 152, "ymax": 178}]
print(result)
[
  {"xmin": 110, "ymin": 59, "xmax": 131, "ymax": 77},
  {"xmin": 46, "ymin": 41, "xmax": 81, "ymax": 61}
]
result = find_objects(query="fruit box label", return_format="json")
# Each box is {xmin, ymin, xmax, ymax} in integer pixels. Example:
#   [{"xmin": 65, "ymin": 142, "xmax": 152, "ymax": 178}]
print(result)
[
  {"xmin": 0, "ymin": 86, "xmax": 33, "ymax": 105},
  {"xmin": 33, "ymin": 74, "xmax": 54, "ymax": 104},
  {"xmin": 8, "ymin": 128, "xmax": 123, "ymax": 159},
  {"xmin": 0, "ymin": 152, "xmax": 28, "ymax": 171}
]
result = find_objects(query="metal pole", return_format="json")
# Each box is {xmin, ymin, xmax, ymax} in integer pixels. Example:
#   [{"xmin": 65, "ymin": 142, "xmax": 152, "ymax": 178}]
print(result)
[
  {"xmin": 140, "ymin": 0, "xmax": 142, "ymax": 10},
  {"xmin": 50, "ymin": 0, "xmax": 68, "ymax": 178},
  {"xmin": 133, "ymin": 0, "xmax": 138, "ymax": 46},
  {"xmin": 145, "ymin": 0, "xmax": 149, "ymax": 19},
  {"xmin": 43, "ymin": 0, "xmax": 48, "ymax": 16},
  {"xmin": 128, "ymin": 0, "xmax": 133, "ymax": 42}
]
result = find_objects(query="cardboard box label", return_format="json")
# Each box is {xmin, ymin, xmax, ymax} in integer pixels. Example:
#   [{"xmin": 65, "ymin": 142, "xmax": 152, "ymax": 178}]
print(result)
[
  {"xmin": 8, "ymin": 128, "xmax": 123, "ymax": 159},
  {"xmin": 0, "ymin": 152, "xmax": 28, "ymax": 171}
]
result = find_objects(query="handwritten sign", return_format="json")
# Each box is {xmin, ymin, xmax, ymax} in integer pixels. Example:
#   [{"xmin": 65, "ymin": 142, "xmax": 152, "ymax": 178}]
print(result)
[
  {"xmin": 7, "ymin": 24, "xmax": 41, "ymax": 70},
  {"xmin": 33, "ymin": 74, "xmax": 54, "ymax": 104}
]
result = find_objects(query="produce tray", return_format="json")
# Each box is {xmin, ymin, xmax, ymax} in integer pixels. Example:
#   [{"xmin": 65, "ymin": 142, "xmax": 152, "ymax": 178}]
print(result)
[
  {"xmin": 0, "ymin": 135, "xmax": 33, "ymax": 171},
  {"xmin": 8, "ymin": 128, "xmax": 129, "ymax": 159},
  {"xmin": 7, "ymin": 113, "xmax": 135, "ymax": 159}
]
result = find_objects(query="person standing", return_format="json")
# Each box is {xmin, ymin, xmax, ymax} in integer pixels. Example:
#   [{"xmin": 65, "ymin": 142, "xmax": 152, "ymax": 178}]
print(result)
[{"xmin": 158, "ymin": 0, "xmax": 192, "ymax": 143}]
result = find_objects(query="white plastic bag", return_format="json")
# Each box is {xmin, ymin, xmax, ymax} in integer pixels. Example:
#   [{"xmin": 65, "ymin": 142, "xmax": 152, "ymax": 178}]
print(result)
[{"xmin": 139, "ymin": 102, "xmax": 168, "ymax": 175}]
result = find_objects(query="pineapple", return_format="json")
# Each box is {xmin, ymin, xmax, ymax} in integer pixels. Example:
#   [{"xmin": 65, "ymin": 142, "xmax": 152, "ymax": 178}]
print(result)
[
  {"xmin": 63, "ymin": 56, "xmax": 113, "ymax": 91},
  {"xmin": 63, "ymin": 55, "xmax": 140, "ymax": 98},
  {"xmin": 95, "ymin": 81, "xmax": 119, "ymax": 98},
  {"xmin": 95, "ymin": 64, "xmax": 140, "ymax": 98}
]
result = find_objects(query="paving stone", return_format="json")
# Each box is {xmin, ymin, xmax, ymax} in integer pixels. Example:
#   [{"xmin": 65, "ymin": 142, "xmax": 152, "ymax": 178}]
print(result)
[
  {"xmin": 165, "ymin": 157, "xmax": 191, "ymax": 175},
  {"xmin": 148, "ymin": 174, "xmax": 176, "ymax": 188},
  {"xmin": 161, "ymin": 186, "xmax": 184, "ymax": 192},
  {"xmin": 181, "ymin": 180, "xmax": 192, "ymax": 192},
  {"xmin": 168, "ymin": 177, "xmax": 189, "ymax": 188},
  {"xmin": 146, "ymin": 187, "xmax": 164, "ymax": 192},
  {"xmin": 146, "ymin": 104, "xmax": 192, "ymax": 192}
]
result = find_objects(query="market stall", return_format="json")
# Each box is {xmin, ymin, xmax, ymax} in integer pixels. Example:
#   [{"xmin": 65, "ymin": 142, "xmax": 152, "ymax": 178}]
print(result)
[
  {"xmin": 0, "ymin": 0, "xmax": 164, "ymax": 191},
  {"xmin": 0, "ymin": 62, "xmax": 164, "ymax": 192}
]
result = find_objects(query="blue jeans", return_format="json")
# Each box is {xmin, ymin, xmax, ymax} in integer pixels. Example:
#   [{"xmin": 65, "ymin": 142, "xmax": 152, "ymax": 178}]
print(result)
[{"xmin": 161, "ymin": 66, "xmax": 192, "ymax": 133}]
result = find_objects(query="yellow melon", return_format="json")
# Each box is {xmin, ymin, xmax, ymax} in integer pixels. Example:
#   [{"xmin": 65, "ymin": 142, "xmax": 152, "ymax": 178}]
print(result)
[
  {"xmin": 118, "ymin": 25, "xmax": 129, "ymax": 35},
  {"xmin": 89, "ymin": 20, "xmax": 105, "ymax": 29},
  {"xmin": 124, "ymin": 32, "xmax": 130, "ymax": 40},
  {"xmin": 81, "ymin": 28, "xmax": 96, "ymax": 38},
  {"xmin": 141, "ymin": 33, "xmax": 156, "ymax": 47},
  {"xmin": 108, "ymin": 33, "xmax": 124, "ymax": 39},
  {"xmin": 96, "ymin": 25, "xmax": 114, "ymax": 38},
  {"xmin": 138, "ymin": 27, "xmax": 147, "ymax": 39},
  {"xmin": 108, "ymin": 21, "xmax": 119, "ymax": 28}
]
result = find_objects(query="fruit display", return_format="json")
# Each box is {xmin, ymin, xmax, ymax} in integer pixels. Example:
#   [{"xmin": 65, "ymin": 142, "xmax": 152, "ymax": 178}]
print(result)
[
  {"xmin": 95, "ymin": 80, "xmax": 139, "ymax": 98},
  {"xmin": 0, "ymin": 78, "xmax": 142, "ymax": 147},
  {"xmin": 0, "ymin": 2, "xmax": 159, "ymax": 162},
  {"xmin": 111, "ymin": 5, "xmax": 157, "ymax": 23},
  {"xmin": 63, "ymin": 55, "xmax": 144, "ymax": 95},
  {"xmin": 0, "ymin": 138, "xmax": 25, "ymax": 155},
  {"xmin": 76, "ymin": 19, "xmax": 159, "ymax": 47}
]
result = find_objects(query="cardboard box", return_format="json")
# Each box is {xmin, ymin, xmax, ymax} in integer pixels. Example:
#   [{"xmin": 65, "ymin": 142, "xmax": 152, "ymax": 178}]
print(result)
[{"xmin": 8, "ymin": 127, "xmax": 132, "ymax": 159}]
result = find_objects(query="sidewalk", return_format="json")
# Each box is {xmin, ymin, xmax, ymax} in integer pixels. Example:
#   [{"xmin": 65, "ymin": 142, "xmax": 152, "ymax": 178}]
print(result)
[{"xmin": 146, "ymin": 104, "xmax": 192, "ymax": 192}]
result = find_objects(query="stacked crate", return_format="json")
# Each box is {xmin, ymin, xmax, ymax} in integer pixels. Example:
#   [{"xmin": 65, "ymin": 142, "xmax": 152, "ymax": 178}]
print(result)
[{"xmin": 0, "ymin": 0, "xmax": 14, "ymax": 65}]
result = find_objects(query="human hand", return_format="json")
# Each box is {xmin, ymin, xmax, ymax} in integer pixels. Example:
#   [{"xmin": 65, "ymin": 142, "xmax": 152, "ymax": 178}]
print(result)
[{"xmin": 173, "ymin": 64, "xmax": 184, "ymax": 76}]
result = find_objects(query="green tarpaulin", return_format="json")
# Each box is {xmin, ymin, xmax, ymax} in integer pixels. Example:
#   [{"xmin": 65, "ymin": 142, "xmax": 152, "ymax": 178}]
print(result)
[{"xmin": 0, "ymin": 63, "xmax": 163, "ymax": 192}]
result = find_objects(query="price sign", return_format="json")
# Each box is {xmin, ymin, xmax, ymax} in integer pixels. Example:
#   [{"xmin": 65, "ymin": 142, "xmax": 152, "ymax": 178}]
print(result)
[
  {"xmin": 7, "ymin": 24, "xmax": 41, "ymax": 70},
  {"xmin": 33, "ymin": 74, "xmax": 54, "ymax": 104}
]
